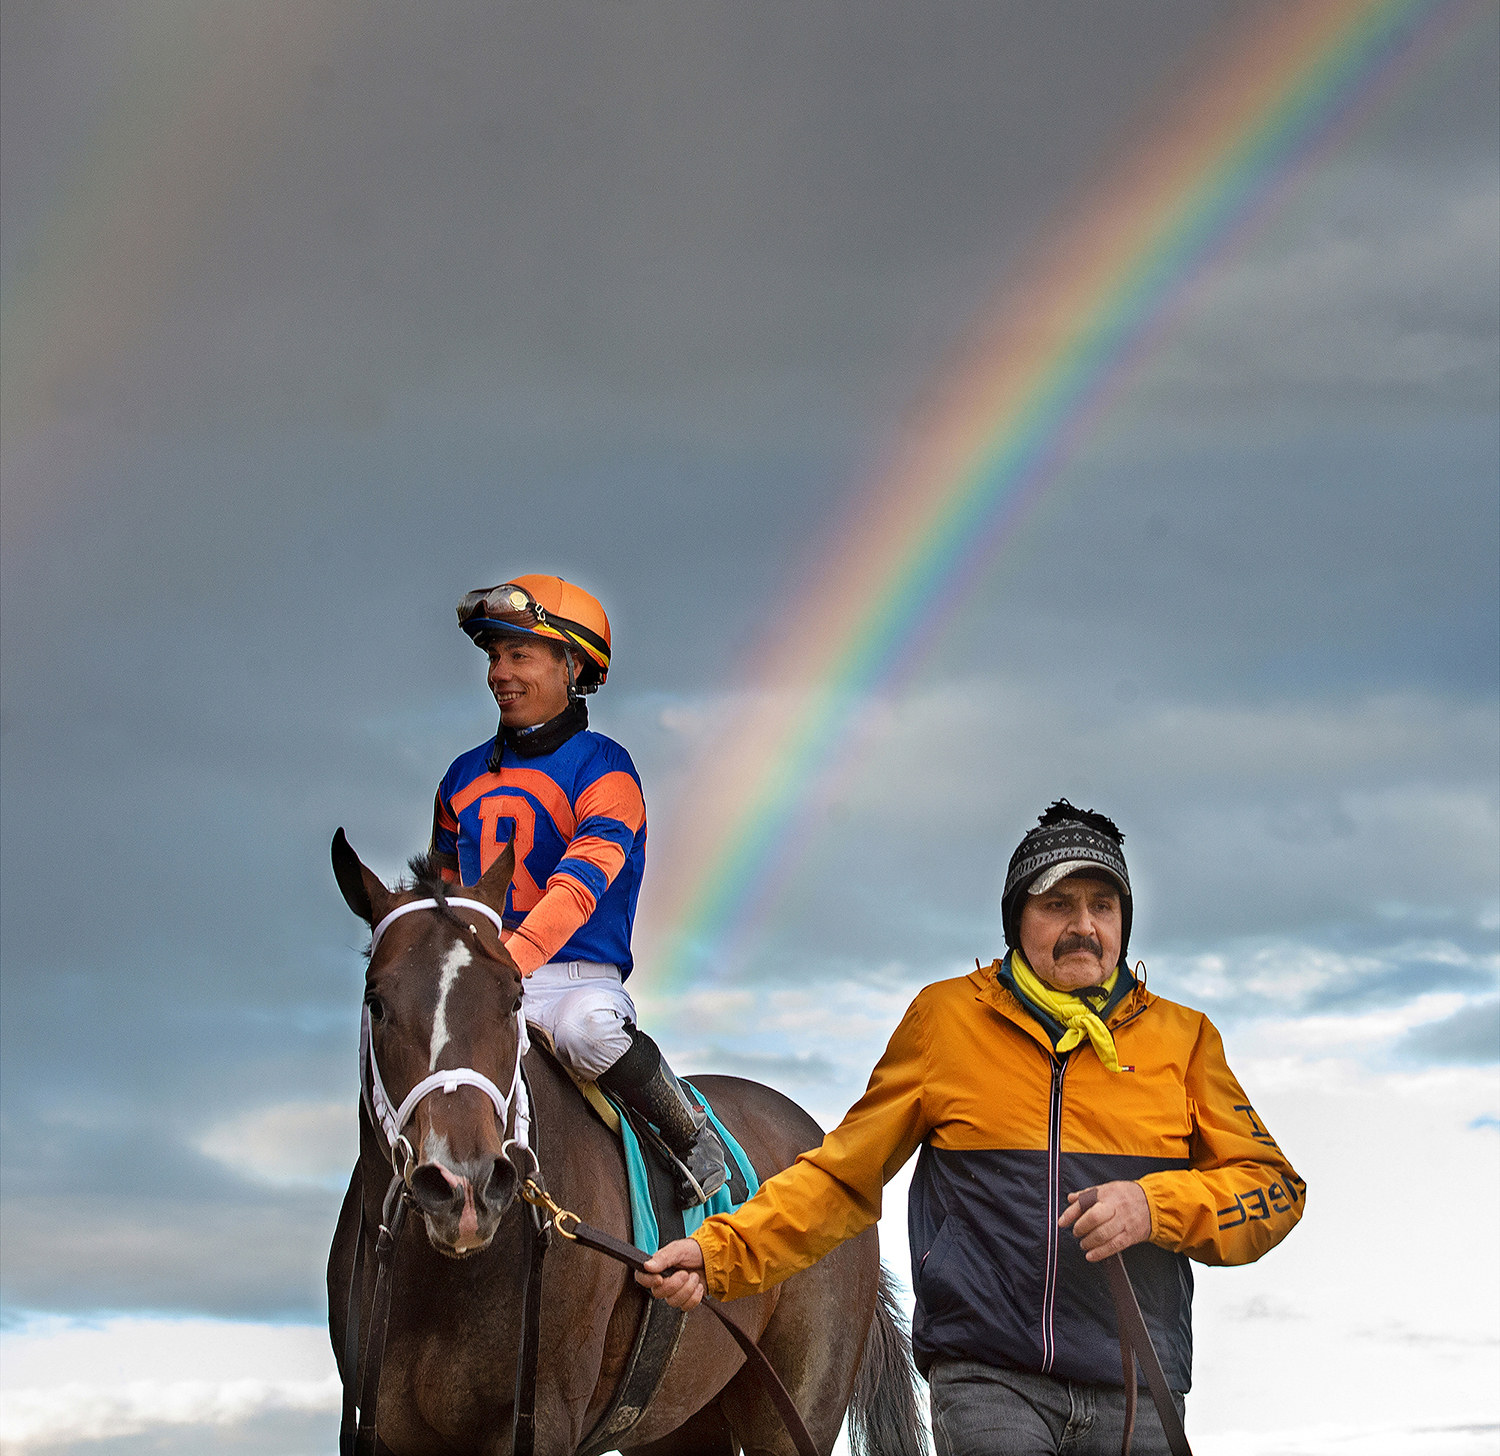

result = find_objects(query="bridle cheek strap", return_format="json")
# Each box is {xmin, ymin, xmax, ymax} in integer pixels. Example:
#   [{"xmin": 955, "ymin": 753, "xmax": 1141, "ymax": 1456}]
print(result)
[
  {"xmin": 361, "ymin": 1001, "xmax": 528, "ymax": 1151},
  {"xmin": 360, "ymin": 1001, "xmax": 531, "ymax": 1167}
]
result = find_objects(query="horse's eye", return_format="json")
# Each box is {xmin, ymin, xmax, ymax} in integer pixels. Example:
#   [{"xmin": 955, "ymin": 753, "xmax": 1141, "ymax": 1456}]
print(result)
[{"xmin": 365, "ymin": 993, "xmax": 386, "ymax": 1023}]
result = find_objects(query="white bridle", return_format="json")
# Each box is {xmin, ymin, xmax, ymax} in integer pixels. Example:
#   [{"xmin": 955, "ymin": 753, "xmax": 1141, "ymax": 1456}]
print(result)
[
  {"xmin": 369, "ymin": 896, "xmax": 507, "ymax": 954},
  {"xmin": 360, "ymin": 897, "xmax": 532, "ymax": 1173}
]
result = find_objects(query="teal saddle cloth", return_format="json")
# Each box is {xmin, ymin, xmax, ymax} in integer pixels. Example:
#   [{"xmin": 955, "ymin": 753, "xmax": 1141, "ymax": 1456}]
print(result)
[{"xmin": 605, "ymin": 1080, "xmax": 760, "ymax": 1254}]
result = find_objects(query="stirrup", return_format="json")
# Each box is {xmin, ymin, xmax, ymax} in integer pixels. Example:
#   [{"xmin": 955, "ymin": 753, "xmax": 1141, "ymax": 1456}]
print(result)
[
  {"xmin": 631, "ymin": 1114, "xmax": 728, "ymax": 1208},
  {"xmin": 675, "ymin": 1124, "xmax": 729, "ymax": 1208},
  {"xmin": 673, "ymin": 1152, "xmax": 711, "ymax": 1208}
]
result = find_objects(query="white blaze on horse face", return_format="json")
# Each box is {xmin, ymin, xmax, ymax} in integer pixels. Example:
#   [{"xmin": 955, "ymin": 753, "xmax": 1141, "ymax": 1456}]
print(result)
[{"xmin": 428, "ymin": 943, "xmax": 472, "ymax": 1071}]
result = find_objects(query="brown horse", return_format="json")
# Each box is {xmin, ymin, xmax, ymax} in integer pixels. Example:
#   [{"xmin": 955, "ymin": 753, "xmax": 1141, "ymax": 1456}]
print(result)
[{"xmin": 327, "ymin": 830, "xmax": 924, "ymax": 1456}]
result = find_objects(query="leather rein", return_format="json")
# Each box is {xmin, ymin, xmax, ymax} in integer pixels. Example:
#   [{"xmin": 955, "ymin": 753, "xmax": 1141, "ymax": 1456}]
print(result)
[
  {"xmin": 1074, "ymin": 1188, "xmax": 1193, "ymax": 1456},
  {"xmin": 512, "ymin": 1178, "xmax": 820, "ymax": 1456},
  {"xmin": 338, "ymin": 898, "xmax": 818, "ymax": 1456}
]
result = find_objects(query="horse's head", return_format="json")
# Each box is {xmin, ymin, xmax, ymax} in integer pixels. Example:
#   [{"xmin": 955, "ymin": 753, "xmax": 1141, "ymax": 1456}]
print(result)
[{"xmin": 333, "ymin": 828, "xmax": 527, "ymax": 1257}]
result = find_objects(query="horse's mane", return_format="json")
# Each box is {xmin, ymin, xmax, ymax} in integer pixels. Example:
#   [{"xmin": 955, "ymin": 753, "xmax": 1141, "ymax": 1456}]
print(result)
[
  {"xmin": 402, "ymin": 853, "xmax": 450, "ymax": 900},
  {"xmin": 360, "ymin": 855, "xmax": 457, "ymax": 960}
]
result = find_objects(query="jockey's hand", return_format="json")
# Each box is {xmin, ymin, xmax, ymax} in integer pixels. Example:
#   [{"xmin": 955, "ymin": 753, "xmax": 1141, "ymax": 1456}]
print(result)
[
  {"xmin": 636, "ymin": 1237, "xmax": 707, "ymax": 1310},
  {"xmin": 1059, "ymin": 1181, "xmax": 1151, "ymax": 1262}
]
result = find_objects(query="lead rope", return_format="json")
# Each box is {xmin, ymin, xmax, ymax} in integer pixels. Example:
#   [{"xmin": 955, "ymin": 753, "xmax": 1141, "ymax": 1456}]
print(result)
[
  {"xmin": 517, "ymin": 1178, "xmax": 821, "ymax": 1456},
  {"xmin": 1074, "ymin": 1188, "xmax": 1193, "ymax": 1456}
]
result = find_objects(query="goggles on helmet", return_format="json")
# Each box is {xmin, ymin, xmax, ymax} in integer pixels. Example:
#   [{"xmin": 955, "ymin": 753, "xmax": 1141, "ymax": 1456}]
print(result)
[{"xmin": 457, "ymin": 583, "xmax": 546, "ymax": 631}]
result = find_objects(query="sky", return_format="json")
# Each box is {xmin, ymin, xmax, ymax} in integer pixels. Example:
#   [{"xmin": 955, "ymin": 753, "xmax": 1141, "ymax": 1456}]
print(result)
[{"xmin": 0, "ymin": 3, "xmax": 1496, "ymax": 1453}]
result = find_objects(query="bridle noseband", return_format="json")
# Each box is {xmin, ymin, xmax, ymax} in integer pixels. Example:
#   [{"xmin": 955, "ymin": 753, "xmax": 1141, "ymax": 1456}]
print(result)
[{"xmin": 360, "ymin": 897, "xmax": 532, "ymax": 1181}]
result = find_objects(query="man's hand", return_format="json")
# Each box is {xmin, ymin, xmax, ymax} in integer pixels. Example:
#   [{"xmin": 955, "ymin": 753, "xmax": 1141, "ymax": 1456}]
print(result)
[
  {"xmin": 1058, "ymin": 1181, "xmax": 1151, "ymax": 1262},
  {"xmin": 635, "ymin": 1237, "xmax": 707, "ymax": 1309}
]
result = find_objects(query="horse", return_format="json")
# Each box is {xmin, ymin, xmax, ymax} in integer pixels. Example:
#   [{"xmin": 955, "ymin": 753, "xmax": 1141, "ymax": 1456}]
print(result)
[{"xmin": 327, "ymin": 829, "xmax": 924, "ymax": 1456}]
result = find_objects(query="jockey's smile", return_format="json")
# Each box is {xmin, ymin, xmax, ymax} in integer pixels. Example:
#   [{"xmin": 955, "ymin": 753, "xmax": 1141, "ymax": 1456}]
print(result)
[{"xmin": 485, "ymin": 638, "xmax": 573, "ymax": 729}]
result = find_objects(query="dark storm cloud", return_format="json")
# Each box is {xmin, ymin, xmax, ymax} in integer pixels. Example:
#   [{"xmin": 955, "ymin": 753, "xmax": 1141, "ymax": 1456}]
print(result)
[
  {"xmin": 1, "ymin": 2, "xmax": 1248, "ymax": 437},
  {"xmin": 663, "ymin": 674, "xmax": 1498, "ymax": 982},
  {"xmin": 963, "ymin": 422, "xmax": 1499, "ymax": 701},
  {"xmin": 0, "ymin": 1123, "xmax": 339, "ymax": 1318}
]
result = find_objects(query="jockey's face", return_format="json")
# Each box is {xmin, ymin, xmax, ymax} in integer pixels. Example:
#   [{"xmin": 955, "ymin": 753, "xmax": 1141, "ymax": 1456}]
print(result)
[
  {"xmin": 1018, "ymin": 873, "xmax": 1123, "ymax": 991},
  {"xmin": 485, "ymin": 637, "xmax": 573, "ymax": 729}
]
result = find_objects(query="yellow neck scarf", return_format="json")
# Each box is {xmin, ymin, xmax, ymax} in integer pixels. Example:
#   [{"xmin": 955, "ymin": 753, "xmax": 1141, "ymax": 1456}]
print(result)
[{"xmin": 1008, "ymin": 952, "xmax": 1124, "ymax": 1072}]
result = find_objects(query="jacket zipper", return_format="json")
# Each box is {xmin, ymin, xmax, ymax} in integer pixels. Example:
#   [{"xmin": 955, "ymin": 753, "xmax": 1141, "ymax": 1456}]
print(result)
[{"xmin": 1041, "ymin": 1053, "xmax": 1068, "ymax": 1372}]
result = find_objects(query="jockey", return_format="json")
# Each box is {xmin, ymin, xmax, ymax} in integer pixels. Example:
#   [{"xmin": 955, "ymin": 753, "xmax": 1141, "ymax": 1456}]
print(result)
[{"xmin": 430, "ymin": 575, "xmax": 728, "ymax": 1208}]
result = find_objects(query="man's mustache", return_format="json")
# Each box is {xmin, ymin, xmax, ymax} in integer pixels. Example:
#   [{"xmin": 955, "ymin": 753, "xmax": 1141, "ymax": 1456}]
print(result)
[{"xmin": 1053, "ymin": 933, "xmax": 1103, "ymax": 960}]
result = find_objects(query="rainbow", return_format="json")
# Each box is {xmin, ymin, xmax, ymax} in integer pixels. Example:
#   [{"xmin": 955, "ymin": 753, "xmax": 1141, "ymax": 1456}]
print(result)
[{"xmin": 636, "ymin": 0, "xmax": 1481, "ymax": 993}]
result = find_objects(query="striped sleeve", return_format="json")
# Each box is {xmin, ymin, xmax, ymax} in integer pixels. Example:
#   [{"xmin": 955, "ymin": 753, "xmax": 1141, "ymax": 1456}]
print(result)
[
  {"xmin": 429, "ymin": 788, "xmax": 460, "ymax": 879},
  {"xmin": 504, "ymin": 768, "xmax": 645, "ymax": 976}
]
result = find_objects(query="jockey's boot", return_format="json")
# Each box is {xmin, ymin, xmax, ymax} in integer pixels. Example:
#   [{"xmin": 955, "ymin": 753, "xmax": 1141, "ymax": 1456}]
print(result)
[{"xmin": 597, "ymin": 1025, "xmax": 729, "ymax": 1208}]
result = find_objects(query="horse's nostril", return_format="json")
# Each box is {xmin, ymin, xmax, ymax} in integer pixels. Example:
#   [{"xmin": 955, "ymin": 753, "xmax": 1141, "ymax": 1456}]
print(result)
[
  {"xmin": 483, "ymin": 1158, "xmax": 518, "ymax": 1209},
  {"xmin": 408, "ymin": 1163, "xmax": 462, "ymax": 1214}
]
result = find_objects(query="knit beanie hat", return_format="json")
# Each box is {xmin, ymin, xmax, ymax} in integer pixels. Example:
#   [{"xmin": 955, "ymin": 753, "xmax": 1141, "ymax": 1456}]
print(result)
[{"xmin": 1001, "ymin": 801, "xmax": 1132, "ymax": 964}]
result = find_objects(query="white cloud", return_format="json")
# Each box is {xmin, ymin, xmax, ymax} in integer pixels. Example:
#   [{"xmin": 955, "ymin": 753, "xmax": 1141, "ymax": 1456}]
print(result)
[
  {"xmin": 1249, "ymin": 993, "xmax": 1470, "ymax": 1050},
  {"xmin": 0, "ymin": 1318, "xmax": 338, "ymax": 1451},
  {"xmin": 871, "ymin": 1058, "xmax": 1500, "ymax": 1453},
  {"xmin": 195, "ymin": 1100, "xmax": 356, "ymax": 1189},
  {"xmin": 842, "ymin": 683, "xmax": 1498, "ymax": 822},
  {"xmin": 1150, "ymin": 937, "xmax": 1499, "ymax": 1018},
  {"xmin": 0, "ymin": 1377, "xmax": 340, "ymax": 1449},
  {"xmin": 1180, "ymin": 1062, "xmax": 1500, "ymax": 1450},
  {"xmin": 637, "ymin": 985, "xmax": 755, "ymax": 1031},
  {"xmin": 1194, "ymin": 1423, "xmax": 1500, "ymax": 1456},
  {"xmin": 5, "ymin": 1061, "xmax": 1494, "ymax": 1454}
]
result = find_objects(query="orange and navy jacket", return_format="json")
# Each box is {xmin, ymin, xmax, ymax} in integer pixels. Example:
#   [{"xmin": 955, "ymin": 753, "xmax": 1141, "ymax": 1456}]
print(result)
[
  {"xmin": 693, "ymin": 955, "xmax": 1305, "ymax": 1391},
  {"xmin": 430, "ymin": 731, "xmax": 646, "ymax": 977}
]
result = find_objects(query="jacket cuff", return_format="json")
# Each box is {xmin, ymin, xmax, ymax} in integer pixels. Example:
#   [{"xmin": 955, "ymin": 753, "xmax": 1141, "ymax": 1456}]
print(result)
[
  {"xmin": 691, "ymin": 1221, "xmax": 733, "ymax": 1302},
  {"xmin": 1139, "ymin": 1173, "xmax": 1177, "ymax": 1248}
]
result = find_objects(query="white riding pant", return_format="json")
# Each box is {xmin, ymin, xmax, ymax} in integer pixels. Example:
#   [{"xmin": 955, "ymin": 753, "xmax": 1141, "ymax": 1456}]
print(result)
[{"xmin": 522, "ymin": 960, "xmax": 636, "ymax": 1078}]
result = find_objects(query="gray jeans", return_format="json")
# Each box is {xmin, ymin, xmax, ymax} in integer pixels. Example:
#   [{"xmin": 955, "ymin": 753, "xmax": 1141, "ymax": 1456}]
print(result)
[{"xmin": 928, "ymin": 1360, "xmax": 1187, "ymax": 1456}]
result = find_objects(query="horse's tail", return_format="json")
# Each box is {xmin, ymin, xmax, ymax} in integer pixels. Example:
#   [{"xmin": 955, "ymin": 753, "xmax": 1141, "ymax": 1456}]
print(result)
[{"xmin": 847, "ymin": 1262, "xmax": 928, "ymax": 1456}]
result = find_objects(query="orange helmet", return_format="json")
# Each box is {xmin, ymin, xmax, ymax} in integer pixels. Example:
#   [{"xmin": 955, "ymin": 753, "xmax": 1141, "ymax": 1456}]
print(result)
[{"xmin": 456, "ymin": 575, "xmax": 612, "ymax": 692}]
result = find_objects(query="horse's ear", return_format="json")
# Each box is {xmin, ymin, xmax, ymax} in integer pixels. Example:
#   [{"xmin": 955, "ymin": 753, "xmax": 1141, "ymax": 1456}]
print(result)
[
  {"xmin": 332, "ymin": 828, "xmax": 393, "ymax": 926},
  {"xmin": 470, "ymin": 837, "xmax": 515, "ymax": 912}
]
